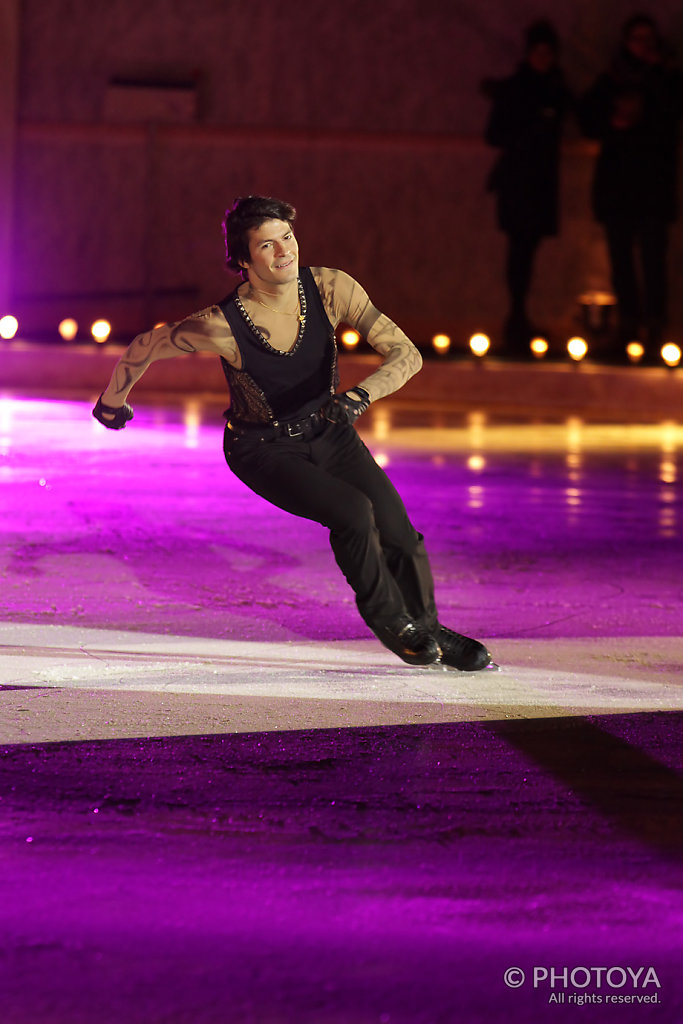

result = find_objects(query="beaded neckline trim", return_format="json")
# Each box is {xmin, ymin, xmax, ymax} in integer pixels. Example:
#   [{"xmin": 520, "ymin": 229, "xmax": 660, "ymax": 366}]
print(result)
[{"xmin": 235, "ymin": 279, "xmax": 307, "ymax": 356}]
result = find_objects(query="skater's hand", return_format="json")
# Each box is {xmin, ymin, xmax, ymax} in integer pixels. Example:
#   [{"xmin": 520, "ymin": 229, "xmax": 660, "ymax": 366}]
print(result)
[
  {"xmin": 323, "ymin": 387, "xmax": 370, "ymax": 425},
  {"xmin": 92, "ymin": 394, "xmax": 134, "ymax": 430}
]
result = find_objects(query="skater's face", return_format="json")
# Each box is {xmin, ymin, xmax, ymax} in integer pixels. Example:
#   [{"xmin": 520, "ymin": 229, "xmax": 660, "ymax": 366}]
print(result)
[{"xmin": 241, "ymin": 219, "xmax": 299, "ymax": 288}]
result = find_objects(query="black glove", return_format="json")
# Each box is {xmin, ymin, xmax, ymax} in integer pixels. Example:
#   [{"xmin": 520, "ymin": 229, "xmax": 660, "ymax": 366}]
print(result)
[
  {"xmin": 92, "ymin": 394, "xmax": 134, "ymax": 430},
  {"xmin": 323, "ymin": 386, "xmax": 371, "ymax": 425}
]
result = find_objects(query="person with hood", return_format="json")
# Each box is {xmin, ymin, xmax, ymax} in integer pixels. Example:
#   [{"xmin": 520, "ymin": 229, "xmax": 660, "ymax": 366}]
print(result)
[
  {"xmin": 484, "ymin": 20, "xmax": 571, "ymax": 356},
  {"xmin": 580, "ymin": 14, "xmax": 683, "ymax": 358}
]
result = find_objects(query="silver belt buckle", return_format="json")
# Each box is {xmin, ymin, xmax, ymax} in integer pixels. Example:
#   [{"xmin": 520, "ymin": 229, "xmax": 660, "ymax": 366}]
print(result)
[{"xmin": 286, "ymin": 422, "xmax": 304, "ymax": 438}]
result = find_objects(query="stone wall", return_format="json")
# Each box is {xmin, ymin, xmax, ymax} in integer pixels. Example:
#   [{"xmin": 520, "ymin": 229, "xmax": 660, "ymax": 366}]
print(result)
[{"xmin": 6, "ymin": 0, "xmax": 683, "ymax": 349}]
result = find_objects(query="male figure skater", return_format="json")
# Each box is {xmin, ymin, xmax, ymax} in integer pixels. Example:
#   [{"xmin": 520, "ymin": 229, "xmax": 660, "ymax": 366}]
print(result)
[{"xmin": 94, "ymin": 195, "xmax": 493, "ymax": 672}]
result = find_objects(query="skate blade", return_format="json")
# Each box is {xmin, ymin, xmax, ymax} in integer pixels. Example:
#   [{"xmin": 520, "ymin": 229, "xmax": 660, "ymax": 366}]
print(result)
[{"xmin": 428, "ymin": 659, "xmax": 501, "ymax": 674}]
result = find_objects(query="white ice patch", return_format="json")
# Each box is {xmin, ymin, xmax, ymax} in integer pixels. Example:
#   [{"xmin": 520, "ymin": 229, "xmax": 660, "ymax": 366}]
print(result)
[{"xmin": 1, "ymin": 622, "xmax": 682, "ymax": 712}]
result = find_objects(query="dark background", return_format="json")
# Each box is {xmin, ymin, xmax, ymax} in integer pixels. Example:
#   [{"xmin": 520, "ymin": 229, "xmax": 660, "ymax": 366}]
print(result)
[{"xmin": 1, "ymin": 0, "xmax": 682, "ymax": 346}]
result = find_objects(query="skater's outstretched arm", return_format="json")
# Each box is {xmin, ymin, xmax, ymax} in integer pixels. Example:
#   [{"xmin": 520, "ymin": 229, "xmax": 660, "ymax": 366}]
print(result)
[
  {"xmin": 311, "ymin": 267, "xmax": 422, "ymax": 404},
  {"xmin": 94, "ymin": 307, "xmax": 239, "ymax": 427}
]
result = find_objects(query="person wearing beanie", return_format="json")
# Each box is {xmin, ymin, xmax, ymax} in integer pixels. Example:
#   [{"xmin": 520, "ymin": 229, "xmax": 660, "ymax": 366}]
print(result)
[
  {"xmin": 579, "ymin": 14, "xmax": 683, "ymax": 359},
  {"xmin": 484, "ymin": 20, "xmax": 571, "ymax": 356}
]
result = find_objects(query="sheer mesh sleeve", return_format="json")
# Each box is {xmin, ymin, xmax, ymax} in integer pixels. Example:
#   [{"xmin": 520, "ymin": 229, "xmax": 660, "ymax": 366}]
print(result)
[
  {"xmin": 101, "ymin": 306, "xmax": 240, "ymax": 402},
  {"xmin": 311, "ymin": 267, "xmax": 422, "ymax": 403}
]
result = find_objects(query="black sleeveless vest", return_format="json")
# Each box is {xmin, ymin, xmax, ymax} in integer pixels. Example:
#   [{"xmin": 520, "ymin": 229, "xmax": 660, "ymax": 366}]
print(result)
[{"xmin": 217, "ymin": 267, "xmax": 339, "ymax": 424}]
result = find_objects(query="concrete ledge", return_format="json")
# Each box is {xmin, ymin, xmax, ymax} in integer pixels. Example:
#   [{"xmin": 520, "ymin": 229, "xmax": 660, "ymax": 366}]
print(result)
[{"xmin": 2, "ymin": 341, "xmax": 683, "ymax": 418}]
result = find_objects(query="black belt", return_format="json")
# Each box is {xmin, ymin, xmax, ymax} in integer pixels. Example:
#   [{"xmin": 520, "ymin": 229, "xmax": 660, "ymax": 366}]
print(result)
[{"xmin": 227, "ymin": 408, "xmax": 328, "ymax": 442}]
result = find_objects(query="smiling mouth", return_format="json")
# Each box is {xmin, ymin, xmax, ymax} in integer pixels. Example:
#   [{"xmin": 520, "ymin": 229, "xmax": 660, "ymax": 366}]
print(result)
[{"xmin": 275, "ymin": 258, "xmax": 295, "ymax": 269}]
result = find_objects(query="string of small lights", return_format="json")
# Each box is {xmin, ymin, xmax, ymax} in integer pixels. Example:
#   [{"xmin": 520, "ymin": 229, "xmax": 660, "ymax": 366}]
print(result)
[{"xmin": 2, "ymin": 313, "xmax": 682, "ymax": 367}]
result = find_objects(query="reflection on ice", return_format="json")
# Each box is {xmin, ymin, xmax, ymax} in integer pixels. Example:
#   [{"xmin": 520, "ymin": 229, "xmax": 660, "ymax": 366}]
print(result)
[{"xmin": 0, "ymin": 395, "xmax": 681, "ymax": 649}]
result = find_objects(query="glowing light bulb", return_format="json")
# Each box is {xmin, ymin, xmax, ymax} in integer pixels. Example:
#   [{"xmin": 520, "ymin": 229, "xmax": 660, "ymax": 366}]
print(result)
[
  {"xmin": 567, "ymin": 337, "xmax": 588, "ymax": 361},
  {"xmin": 469, "ymin": 333, "xmax": 490, "ymax": 357},
  {"xmin": 530, "ymin": 337, "xmax": 548, "ymax": 358},
  {"xmin": 432, "ymin": 333, "xmax": 451, "ymax": 354},
  {"xmin": 91, "ymin": 319, "xmax": 112, "ymax": 343},
  {"xmin": 58, "ymin": 318, "xmax": 78, "ymax": 341},
  {"xmin": 341, "ymin": 329, "xmax": 360, "ymax": 349},
  {"xmin": 626, "ymin": 341, "xmax": 644, "ymax": 363},
  {"xmin": 0, "ymin": 315, "xmax": 19, "ymax": 340},
  {"xmin": 661, "ymin": 343, "xmax": 681, "ymax": 367}
]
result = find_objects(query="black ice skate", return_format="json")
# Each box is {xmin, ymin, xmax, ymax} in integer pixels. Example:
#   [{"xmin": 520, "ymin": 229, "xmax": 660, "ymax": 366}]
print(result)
[
  {"xmin": 436, "ymin": 625, "xmax": 494, "ymax": 672},
  {"xmin": 375, "ymin": 615, "xmax": 442, "ymax": 666}
]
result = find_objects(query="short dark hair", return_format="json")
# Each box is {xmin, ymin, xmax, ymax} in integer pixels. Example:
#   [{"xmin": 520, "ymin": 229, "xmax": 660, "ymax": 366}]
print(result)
[
  {"xmin": 524, "ymin": 19, "xmax": 559, "ymax": 54},
  {"xmin": 621, "ymin": 12, "xmax": 658, "ymax": 41},
  {"xmin": 222, "ymin": 195, "xmax": 297, "ymax": 275}
]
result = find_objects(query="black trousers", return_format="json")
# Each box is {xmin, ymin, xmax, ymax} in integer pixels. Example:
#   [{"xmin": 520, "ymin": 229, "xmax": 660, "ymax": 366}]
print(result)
[
  {"xmin": 603, "ymin": 215, "xmax": 669, "ymax": 335},
  {"xmin": 224, "ymin": 420, "xmax": 438, "ymax": 632},
  {"xmin": 506, "ymin": 230, "xmax": 544, "ymax": 320},
  {"xmin": 502, "ymin": 230, "xmax": 545, "ymax": 355}
]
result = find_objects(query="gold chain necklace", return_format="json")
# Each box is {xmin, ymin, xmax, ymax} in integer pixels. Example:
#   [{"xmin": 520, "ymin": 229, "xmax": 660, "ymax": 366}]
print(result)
[{"xmin": 250, "ymin": 291, "xmax": 305, "ymax": 325}]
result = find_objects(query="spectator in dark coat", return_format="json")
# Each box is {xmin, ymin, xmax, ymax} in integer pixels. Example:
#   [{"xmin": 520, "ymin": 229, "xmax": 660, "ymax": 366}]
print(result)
[
  {"xmin": 484, "ymin": 20, "xmax": 571, "ymax": 356},
  {"xmin": 579, "ymin": 13, "xmax": 683, "ymax": 357}
]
